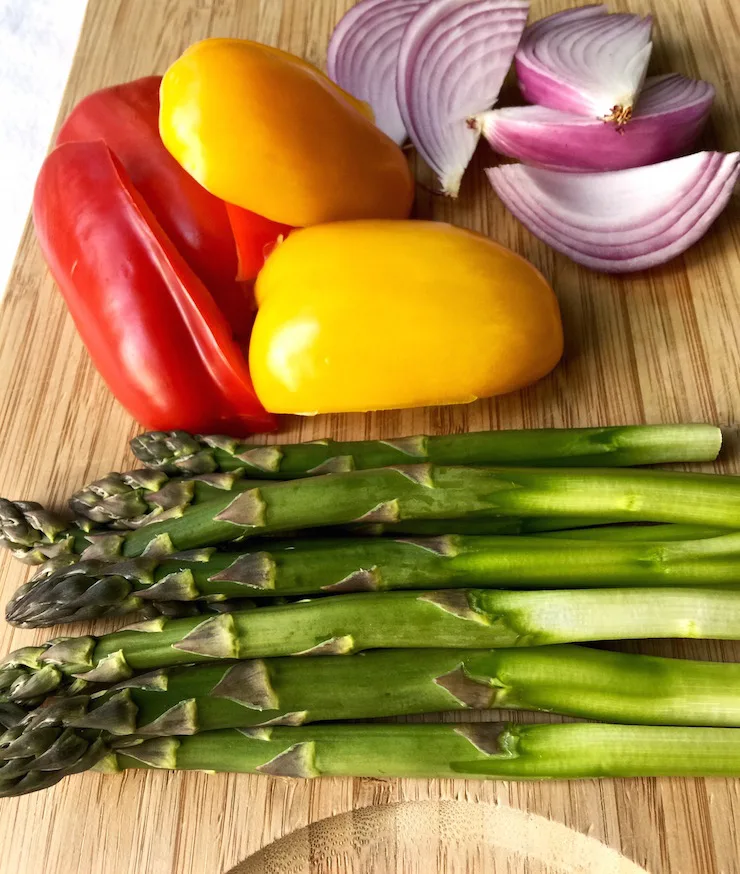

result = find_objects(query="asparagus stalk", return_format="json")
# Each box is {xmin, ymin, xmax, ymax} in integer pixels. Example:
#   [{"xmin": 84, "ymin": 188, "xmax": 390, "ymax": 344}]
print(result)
[
  {"xmin": 10, "ymin": 645, "xmax": 740, "ymax": 734},
  {"xmin": 69, "ymin": 468, "xmax": 618, "ymax": 535},
  {"xmin": 0, "ymin": 494, "xmax": 617, "ymax": 564},
  {"xmin": 8, "ymin": 464, "xmax": 740, "ymax": 565},
  {"xmin": 6, "ymin": 587, "xmax": 740, "ymax": 699},
  {"xmin": 12, "ymin": 531, "xmax": 740, "ymax": 627},
  {"xmin": 6, "ymin": 721, "xmax": 740, "ymax": 797},
  {"xmin": 113, "ymin": 723, "xmax": 740, "ymax": 779},
  {"xmin": 68, "ymin": 468, "xmax": 615, "ymax": 535},
  {"xmin": 130, "ymin": 424, "xmax": 723, "ymax": 476}
]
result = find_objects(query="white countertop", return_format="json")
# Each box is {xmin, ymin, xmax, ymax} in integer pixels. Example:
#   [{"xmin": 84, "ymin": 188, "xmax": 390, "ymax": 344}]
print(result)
[{"xmin": 0, "ymin": 0, "xmax": 86, "ymax": 297}]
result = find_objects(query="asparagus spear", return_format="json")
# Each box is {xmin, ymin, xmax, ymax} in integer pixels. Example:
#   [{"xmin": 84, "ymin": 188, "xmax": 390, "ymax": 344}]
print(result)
[
  {"xmin": 9, "ymin": 645, "xmax": 740, "ymax": 734},
  {"xmin": 6, "ymin": 721, "xmax": 740, "ymax": 797},
  {"xmin": 12, "ymin": 531, "xmax": 740, "ymax": 627},
  {"xmin": 9, "ymin": 464, "xmax": 740, "ymax": 566},
  {"xmin": 0, "ymin": 493, "xmax": 616, "ymax": 564},
  {"xmin": 69, "ymin": 467, "xmax": 615, "ymax": 535},
  {"xmin": 6, "ymin": 587, "xmax": 740, "ymax": 699},
  {"xmin": 130, "ymin": 424, "xmax": 722, "ymax": 476},
  {"xmin": 112, "ymin": 723, "xmax": 740, "ymax": 779}
]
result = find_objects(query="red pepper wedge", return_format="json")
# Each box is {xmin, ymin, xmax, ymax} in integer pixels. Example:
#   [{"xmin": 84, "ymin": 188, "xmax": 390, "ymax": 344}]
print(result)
[
  {"xmin": 226, "ymin": 203, "xmax": 293, "ymax": 281},
  {"xmin": 55, "ymin": 76, "xmax": 258, "ymax": 330},
  {"xmin": 33, "ymin": 140, "xmax": 277, "ymax": 434}
]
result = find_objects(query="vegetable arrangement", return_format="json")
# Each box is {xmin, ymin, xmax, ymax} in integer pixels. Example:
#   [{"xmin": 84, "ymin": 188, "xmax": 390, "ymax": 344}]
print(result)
[
  {"xmin": 29, "ymin": 1, "xmax": 738, "ymax": 427},
  {"xmin": 5, "ymin": 423, "xmax": 740, "ymax": 796},
  {"xmin": 10, "ymin": 0, "xmax": 740, "ymax": 805}
]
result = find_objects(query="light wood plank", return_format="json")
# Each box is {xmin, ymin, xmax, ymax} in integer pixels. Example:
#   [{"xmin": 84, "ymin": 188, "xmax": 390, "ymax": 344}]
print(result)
[{"xmin": 0, "ymin": 0, "xmax": 739, "ymax": 871}]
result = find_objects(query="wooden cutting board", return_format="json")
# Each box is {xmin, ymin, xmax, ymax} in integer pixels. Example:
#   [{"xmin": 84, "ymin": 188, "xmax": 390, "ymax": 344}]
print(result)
[{"xmin": 1, "ymin": 0, "xmax": 739, "ymax": 871}]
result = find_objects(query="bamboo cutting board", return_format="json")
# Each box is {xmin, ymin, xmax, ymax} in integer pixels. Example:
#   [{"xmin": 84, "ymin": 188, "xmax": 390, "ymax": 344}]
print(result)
[{"xmin": 1, "ymin": 0, "xmax": 740, "ymax": 871}]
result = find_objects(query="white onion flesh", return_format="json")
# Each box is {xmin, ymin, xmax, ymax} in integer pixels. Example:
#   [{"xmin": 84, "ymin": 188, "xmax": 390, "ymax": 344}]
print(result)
[
  {"xmin": 515, "ymin": 5, "xmax": 653, "ymax": 123},
  {"xmin": 397, "ymin": 0, "xmax": 529, "ymax": 196},
  {"xmin": 486, "ymin": 151, "xmax": 740, "ymax": 273},
  {"xmin": 478, "ymin": 74, "xmax": 715, "ymax": 171},
  {"xmin": 327, "ymin": 0, "xmax": 425, "ymax": 145}
]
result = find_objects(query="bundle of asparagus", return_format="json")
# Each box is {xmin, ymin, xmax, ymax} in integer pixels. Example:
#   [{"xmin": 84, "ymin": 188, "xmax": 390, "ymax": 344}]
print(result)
[
  {"xmin": 3, "ymin": 422, "xmax": 740, "ymax": 798},
  {"xmin": 5, "ymin": 630, "xmax": 740, "ymax": 795},
  {"xmin": 0, "ymin": 423, "xmax": 724, "ymax": 563}
]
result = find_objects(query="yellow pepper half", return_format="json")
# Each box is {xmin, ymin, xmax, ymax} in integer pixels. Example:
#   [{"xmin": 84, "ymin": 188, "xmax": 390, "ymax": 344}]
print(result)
[
  {"xmin": 159, "ymin": 39, "xmax": 414, "ymax": 227},
  {"xmin": 250, "ymin": 221, "xmax": 563, "ymax": 414}
]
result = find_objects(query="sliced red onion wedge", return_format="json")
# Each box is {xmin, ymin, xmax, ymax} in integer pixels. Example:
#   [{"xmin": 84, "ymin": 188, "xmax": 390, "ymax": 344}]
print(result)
[
  {"xmin": 327, "ymin": 0, "xmax": 425, "ymax": 145},
  {"xmin": 486, "ymin": 151, "xmax": 740, "ymax": 273},
  {"xmin": 397, "ymin": 0, "xmax": 529, "ymax": 196},
  {"xmin": 515, "ymin": 5, "xmax": 653, "ymax": 124},
  {"xmin": 478, "ymin": 74, "xmax": 715, "ymax": 171}
]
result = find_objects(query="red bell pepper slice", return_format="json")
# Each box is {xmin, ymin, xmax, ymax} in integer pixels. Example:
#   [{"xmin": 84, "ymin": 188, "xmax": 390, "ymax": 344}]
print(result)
[
  {"xmin": 56, "ymin": 76, "xmax": 256, "ymax": 333},
  {"xmin": 226, "ymin": 203, "xmax": 294, "ymax": 282},
  {"xmin": 33, "ymin": 140, "xmax": 277, "ymax": 434}
]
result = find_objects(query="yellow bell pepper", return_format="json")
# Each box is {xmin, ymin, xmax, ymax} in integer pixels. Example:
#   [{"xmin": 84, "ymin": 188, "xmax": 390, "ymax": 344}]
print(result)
[
  {"xmin": 159, "ymin": 39, "xmax": 414, "ymax": 227},
  {"xmin": 250, "ymin": 221, "xmax": 563, "ymax": 414}
]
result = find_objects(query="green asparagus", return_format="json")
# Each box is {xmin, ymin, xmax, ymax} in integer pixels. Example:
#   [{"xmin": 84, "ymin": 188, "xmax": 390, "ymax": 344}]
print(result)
[
  {"xmin": 112, "ymin": 723, "xmax": 740, "ymax": 779},
  {"xmin": 9, "ymin": 464, "xmax": 740, "ymax": 565},
  {"xmin": 0, "ymin": 495, "xmax": 619, "ymax": 564},
  {"xmin": 5, "ymin": 645, "xmax": 740, "ymax": 796},
  {"xmin": 69, "ymin": 467, "xmax": 617, "ymax": 534},
  {"xmin": 0, "ymin": 499, "xmax": 79, "ymax": 564},
  {"xmin": 68, "ymin": 470, "xmax": 252, "ymax": 527},
  {"xmin": 130, "ymin": 424, "xmax": 723, "ymax": 476},
  {"xmin": 9, "ymin": 646, "xmax": 740, "ymax": 734},
  {"xmin": 12, "ymin": 531, "xmax": 740, "ymax": 627},
  {"xmin": 6, "ymin": 721, "xmax": 740, "ymax": 797},
  {"xmin": 6, "ymin": 588, "xmax": 740, "ymax": 700}
]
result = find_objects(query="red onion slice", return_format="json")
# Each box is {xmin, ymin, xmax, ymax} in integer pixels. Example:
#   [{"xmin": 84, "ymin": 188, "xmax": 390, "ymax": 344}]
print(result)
[
  {"xmin": 478, "ymin": 74, "xmax": 715, "ymax": 171},
  {"xmin": 486, "ymin": 151, "xmax": 740, "ymax": 273},
  {"xmin": 515, "ymin": 5, "xmax": 653, "ymax": 124},
  {"xmin": 397, "ymin": 0, "xmax": 529, "ymax": 195},
  {"xmin": 327, "ymin": 0, "xmax": 425, "ymax": 145}
]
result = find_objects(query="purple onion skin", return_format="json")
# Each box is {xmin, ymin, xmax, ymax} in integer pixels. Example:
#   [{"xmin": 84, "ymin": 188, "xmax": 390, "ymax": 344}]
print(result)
[{"xmin": 484, "ymin": 104, "xmax": 712, "ymax": 172}]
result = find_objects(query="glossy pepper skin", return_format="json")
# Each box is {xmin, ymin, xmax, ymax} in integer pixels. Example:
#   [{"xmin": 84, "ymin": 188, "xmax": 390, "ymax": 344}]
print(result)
[
  {"xmin": 159, "ymin": 39, "xmax": 415, "ymax": 227},
  {"xmin": 33, "ymin": 141, "xmax": 277, "ymax": 434},
  {"xmin": 250, "ymin": 221, "xmax": 563, "ymax": 415},
  {"xmin": 55, "ymin": 76, "xmax": 287, "ymax": 316}
]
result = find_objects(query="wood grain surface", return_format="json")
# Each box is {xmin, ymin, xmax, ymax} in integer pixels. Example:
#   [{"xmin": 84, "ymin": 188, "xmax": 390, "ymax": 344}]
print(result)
[{"xmin": 1, "ymin": 0, "xmax": 739, "ymax": 872}]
